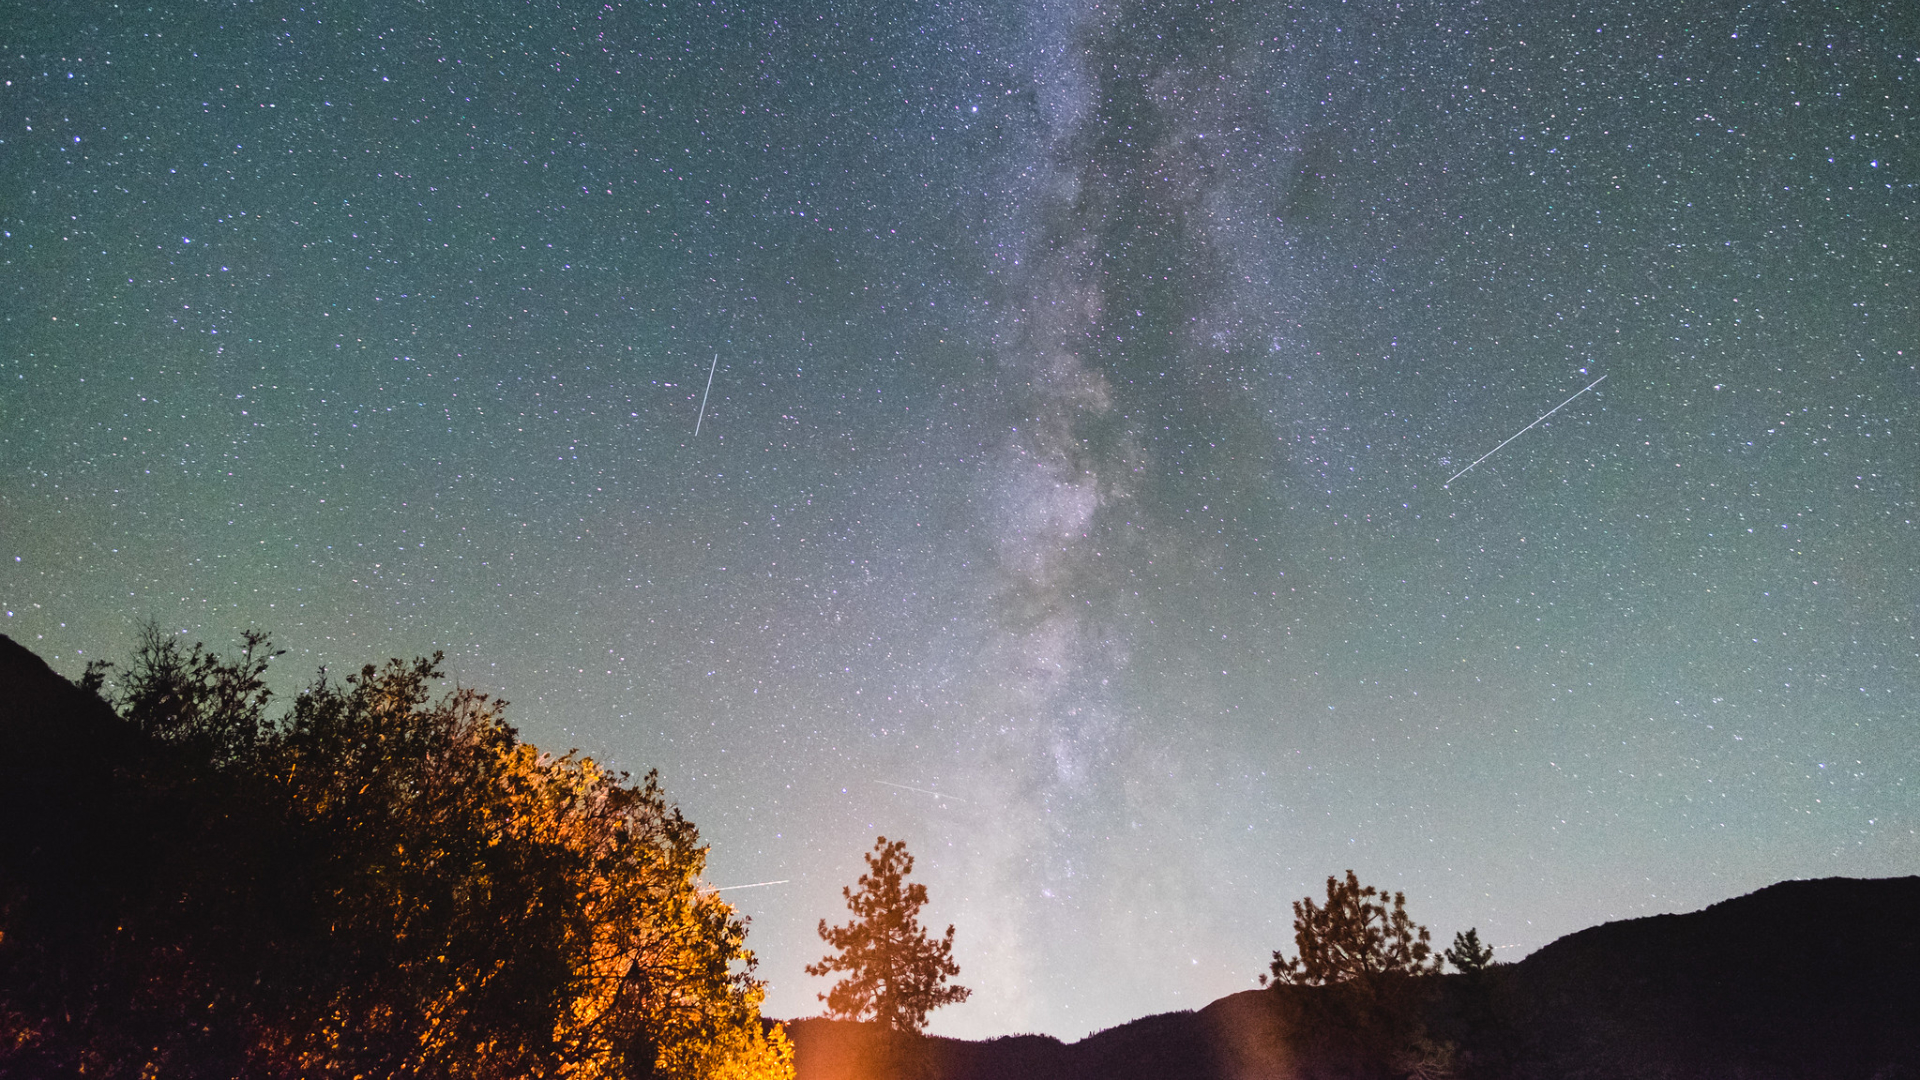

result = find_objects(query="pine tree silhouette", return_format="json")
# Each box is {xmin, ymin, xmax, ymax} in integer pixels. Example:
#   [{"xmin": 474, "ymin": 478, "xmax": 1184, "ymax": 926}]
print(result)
[{"xmin": 808, "ymin": 836, "xmax": 970, "ymax": 1033}]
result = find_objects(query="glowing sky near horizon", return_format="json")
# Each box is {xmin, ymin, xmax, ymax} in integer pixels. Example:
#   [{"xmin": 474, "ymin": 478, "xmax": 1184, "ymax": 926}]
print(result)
[{"xmin": 2, "ymin": 0, "xmax": 1914, "ymax": 1040}]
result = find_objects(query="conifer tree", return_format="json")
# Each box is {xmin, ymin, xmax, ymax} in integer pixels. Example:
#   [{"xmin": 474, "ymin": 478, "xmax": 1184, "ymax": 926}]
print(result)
[
  {"xmin": 1445, "ymin": 927, "xmax": 1495, "ymax": 974},
  {"xmin": 1263, "ymin": 869, "xmax": 1442, "ymax": 987},
  {"xmin": 807, "ymin": 836, "xmax": 970, "ymax": 1033},
  {"xmin": 1261, "ymin": 871, "xmax": 1450, "ymax": 1080}
]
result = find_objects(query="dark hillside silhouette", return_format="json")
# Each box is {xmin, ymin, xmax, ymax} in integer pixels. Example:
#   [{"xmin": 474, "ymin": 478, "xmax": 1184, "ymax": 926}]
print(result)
[
  {"xmin": 1495, "ymin": 875, "xmax": 1920, "ymax": 1079},
  {"xmin": 0, "ymin": 633, "xmax": 198, "ymax": 1069},
  {"xmin": 784, "ymin": 1002, "xmax": 1256, "ymax": 1080},
  {"xmin": 788, "ymin": 876, "xmax": 1920, "ymax": 1080}
]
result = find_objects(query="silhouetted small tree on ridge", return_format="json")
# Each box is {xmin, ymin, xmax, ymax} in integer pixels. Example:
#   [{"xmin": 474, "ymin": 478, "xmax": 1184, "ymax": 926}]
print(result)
[
  {"xmin": 1263, "ymin": 871, "xmax": 1450, "ymax": 1080},
  {"xmin": 1445, "ymin": 928, "xmax": 1495, "ymax": 974},
  {"xmin": 1264, "ymin": 869, "xmax": 1443, "ymax": 987}
]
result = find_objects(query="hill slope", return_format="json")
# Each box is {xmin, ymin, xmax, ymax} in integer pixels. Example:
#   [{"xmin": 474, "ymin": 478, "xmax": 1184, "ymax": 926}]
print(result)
[{"xmin": 789, "ymin": 875, "xmax": 1920, "ymax": 1080}]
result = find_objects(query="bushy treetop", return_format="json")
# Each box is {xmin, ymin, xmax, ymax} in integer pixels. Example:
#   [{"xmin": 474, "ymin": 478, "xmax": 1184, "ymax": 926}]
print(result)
[{"xmin": 1264, "ymin": 869, "xmax": 1443, "ymax": 988}]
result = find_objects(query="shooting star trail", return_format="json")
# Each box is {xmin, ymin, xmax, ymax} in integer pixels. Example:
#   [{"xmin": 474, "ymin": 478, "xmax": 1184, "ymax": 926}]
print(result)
[
  {"xmin": 1445, "ymin": 374, "xmax": 1607, "ymax": 488},
  {"xmin": 714, "ymin": 879, "xmax": 791, "ymax": 892},
  {"xmin": 694, "ymin": 352, "xmax": 718, "ymax": 436},
  {"xmin": 877, "ymin": 780, "xmax": 970, "ymax": 804}
]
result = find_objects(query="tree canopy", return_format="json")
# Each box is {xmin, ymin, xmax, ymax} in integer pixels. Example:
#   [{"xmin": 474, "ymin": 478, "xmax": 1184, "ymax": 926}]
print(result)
[
  {"xmin": 1259, "ymin": 871, "xmax": 1455, "ymax": 1079},
  {"xmin": 1263, "ymin": 869, "xmax": 1443, "ymax": 988},
  {"xmin": 0, "ymin": 627, "xmax": 791, "ymax": 1080},
  {"xmin": 807, "ymin": 836, "xmax": 970, "ymax": 1033}
]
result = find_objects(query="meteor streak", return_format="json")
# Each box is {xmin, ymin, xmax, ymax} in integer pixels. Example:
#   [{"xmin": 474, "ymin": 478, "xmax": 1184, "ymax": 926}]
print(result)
[
  {"xmin": 694, "ymin": 352, "xmax": 718, "ymax": 436},
  {"xmin": 877, "ymin": 780, "xmax": 970, "ymax": 803},
  {"xmin": 1445, "ymin": 374, "xmax": 1607, "ymax": 488},
  {"xmin": 714, "ymin": 879, "xmax": 791, "ymax": 892}
]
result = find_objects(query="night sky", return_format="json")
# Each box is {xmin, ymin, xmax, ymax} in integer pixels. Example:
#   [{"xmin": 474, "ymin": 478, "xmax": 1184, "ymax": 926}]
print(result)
[{"xmin": 4, "ymin": 0, "xmax": 1915, "ymax": 1040}]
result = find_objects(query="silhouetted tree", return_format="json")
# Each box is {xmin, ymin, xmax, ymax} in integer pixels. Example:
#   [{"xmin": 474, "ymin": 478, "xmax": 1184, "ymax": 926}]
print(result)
[
  {"xmin": 808, "ymin": 836, "xmax": 970, "ymax": 1033},
  {"xmin": 112, "ymin": 621, "xmax": 282, "ymax": 767},
  {"xmin": 1438, "ymin": 927, "xmax": 1509, "ymax": 1079},
  {"xmin": 1445, "ymin": 928, "xmax": 1495, "ymax": 974},
  {"xmin": 1264, "ymin": 870, "xmax": 1443, "ymax": 987},
  {"xmin": 1262, "ymin": 871, "xmax": 1449, "ymax": 1080}
]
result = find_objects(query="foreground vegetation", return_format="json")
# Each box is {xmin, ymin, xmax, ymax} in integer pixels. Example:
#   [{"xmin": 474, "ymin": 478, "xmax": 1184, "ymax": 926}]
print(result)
[
  {"xmin": 0, "ymin": 627, "xmax": 791, "ymax": 1079},
  {"xmin": 15, "ymin": 628, "xmax": 1909, "ymax": 1080}
]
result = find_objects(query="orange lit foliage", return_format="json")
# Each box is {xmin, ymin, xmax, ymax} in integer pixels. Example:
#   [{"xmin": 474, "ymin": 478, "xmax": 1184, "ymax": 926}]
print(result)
[
  {"xmin": 3, "ymin": 631, "xmax": 790, "ymax": 1080},
  {"xmin": 256, "ymin": 654, "xmax": 793, "ymax": 1079}
]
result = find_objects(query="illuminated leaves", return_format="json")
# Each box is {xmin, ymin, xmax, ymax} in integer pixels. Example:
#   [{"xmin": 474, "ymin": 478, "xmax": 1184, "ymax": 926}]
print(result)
[
  {"xmin": 257, "ymin": 653, "xmax": 791, "ymax": 1079},
  {"xmin": 3, "ymin": 634, "xmax": 791, "ymax": 1080}
]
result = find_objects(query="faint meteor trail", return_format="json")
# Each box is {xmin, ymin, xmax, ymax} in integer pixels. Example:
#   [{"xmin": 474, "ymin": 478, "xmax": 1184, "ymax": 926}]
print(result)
[
  {"xmin": 714, "ymin": 879, "xmax": 791, "ymax": 892},
  {"xmin": 877, "ymin": 780, "xmax": 970, "ymax": 803},
  {"xmin": 1445, "ymin": 375, "xmax": 1607, "ymax": 488},
  {"xmin": 693, "ymin": 352, "xmax": 718, "ymax": 436}
]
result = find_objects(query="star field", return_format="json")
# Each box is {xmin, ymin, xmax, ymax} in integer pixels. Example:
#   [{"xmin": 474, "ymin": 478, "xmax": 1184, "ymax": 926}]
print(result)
[{"xmin": 2, "ymin": 0, "xmax": 1914, "ymax": 1039}]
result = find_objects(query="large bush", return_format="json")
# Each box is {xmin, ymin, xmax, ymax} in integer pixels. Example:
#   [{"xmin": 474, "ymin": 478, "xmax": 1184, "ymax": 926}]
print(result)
[{"xmin": 0, "ymin": 628, "xmax": 790, "ymax": 1080}]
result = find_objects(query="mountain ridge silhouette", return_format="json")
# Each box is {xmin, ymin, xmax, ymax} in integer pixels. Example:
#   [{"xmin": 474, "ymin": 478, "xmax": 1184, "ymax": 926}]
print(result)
[
  {"xmin": 787, "ymin": 875, "xmax": 1920, "ymax": 1079},
  {"xmin": 4, "ymin": 634, "xmax": 1911, "ymax": 1078}
]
